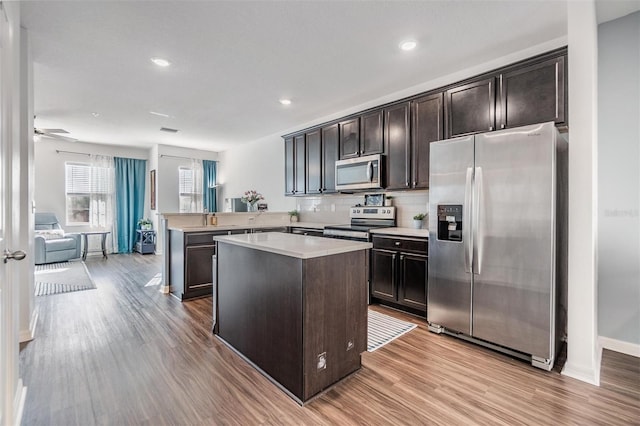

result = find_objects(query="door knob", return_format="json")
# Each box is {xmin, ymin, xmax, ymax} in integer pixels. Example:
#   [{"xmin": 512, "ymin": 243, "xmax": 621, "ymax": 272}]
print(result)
[{"xmin": 3, "ymin": 249, "xmax": 26, "ymax": 263}]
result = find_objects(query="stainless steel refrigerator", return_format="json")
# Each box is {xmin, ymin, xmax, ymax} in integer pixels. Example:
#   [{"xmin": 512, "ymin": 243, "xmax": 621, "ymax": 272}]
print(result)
[{"xmin": 427, "ymin": 122, "xmax": 567, "ymax": 370}]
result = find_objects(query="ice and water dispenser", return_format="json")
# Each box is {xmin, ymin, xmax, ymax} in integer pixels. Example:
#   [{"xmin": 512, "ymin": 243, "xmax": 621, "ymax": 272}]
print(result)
[{"xmin": 437, "ymin": 205, "xmax": 463, "ymax": 242}]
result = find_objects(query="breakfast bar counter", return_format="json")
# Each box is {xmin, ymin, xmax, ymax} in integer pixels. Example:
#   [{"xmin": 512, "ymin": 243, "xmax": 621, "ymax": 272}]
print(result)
[{"xmin": 212, "ymin": 232, "xmax": 371, "ymax": 404}]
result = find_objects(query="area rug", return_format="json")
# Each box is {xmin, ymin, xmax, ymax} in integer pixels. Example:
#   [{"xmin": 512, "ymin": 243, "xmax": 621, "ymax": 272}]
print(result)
[
  {"xmin": 367, "ymin": 309, "xmax": 417, "ymax": 352},
  {"xmin": 34, "ymin": 261, "xmax": 97, "ymax": 296}
]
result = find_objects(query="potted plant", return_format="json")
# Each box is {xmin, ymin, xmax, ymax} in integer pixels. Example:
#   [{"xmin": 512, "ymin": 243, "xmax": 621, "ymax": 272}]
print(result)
[
  {"xmin": 288, "ymin": 210, "xmax": 300, "ymax": 223},
  {"xmin": 384, "ymin": 195, "xmax": 394, "ymax": 206},
  {"xmin": 138, "ymin": 218, "xmax": 153, "ymax": 230},
  {"xmin": 412, "ymin": 213, "xmax": 426, "ymax": 229}
]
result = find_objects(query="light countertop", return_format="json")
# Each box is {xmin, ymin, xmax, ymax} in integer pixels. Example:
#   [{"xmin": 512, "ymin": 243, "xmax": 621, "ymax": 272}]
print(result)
[
  {"xmin": 287, "ymin": 222, "xmax": 337, "ymax": 230},
  {"xmin": 169, "ymin": 221, "xmax": 336, "ymax": 233},
  {"xmin": 168, "ymin": 223, "xmax": 288, "ymax": 232},
  {"xmin": 214, "ymin": 232, "xmax": 372, "ymax": 259},
  {"xmin": 369, "ymin": 227, "xmax": 429, "ymax": 238}
]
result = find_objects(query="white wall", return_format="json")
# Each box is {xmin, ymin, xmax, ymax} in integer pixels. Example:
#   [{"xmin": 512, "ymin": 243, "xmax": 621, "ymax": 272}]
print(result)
[
  {"xmin": 33, "ymin": 140, "xmax": 150, "ymax": 251},
  {"xmin": 597, "ymin": 11, "xmax": 640, "ymax": 352},
  {"xmin": 563, "ymin": 0, "xmax": 600, "ymax": 385},
  {"xmin": 218, "ymin": 136, "xmax": 296, "ymax": 213}
]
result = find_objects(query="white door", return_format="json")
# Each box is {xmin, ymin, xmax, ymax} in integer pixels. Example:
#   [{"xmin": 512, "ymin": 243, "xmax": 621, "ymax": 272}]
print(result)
[{"xmin": 0, "ymin": 2, "xmax": 26, "ymax": 424}]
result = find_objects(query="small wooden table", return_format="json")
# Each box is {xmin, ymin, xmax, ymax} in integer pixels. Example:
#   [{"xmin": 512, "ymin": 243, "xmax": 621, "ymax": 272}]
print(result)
[{"xmin": 81, "ymin": 231, "xmax": 110, "ymax": 260}]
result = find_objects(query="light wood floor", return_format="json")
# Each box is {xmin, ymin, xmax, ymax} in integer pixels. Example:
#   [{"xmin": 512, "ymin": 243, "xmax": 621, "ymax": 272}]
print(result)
[{"xmin": 20, "ymin": 254, "xmax": 640, "ymax": 425}]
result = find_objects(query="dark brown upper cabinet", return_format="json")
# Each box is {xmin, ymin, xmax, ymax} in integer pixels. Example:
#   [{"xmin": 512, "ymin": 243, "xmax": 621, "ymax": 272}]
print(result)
[
  {"xmin": 445, "ymin": 77, "xmax": 496, "ymax": 138},
  {"xmin": 321, "ymin": 123, "xmax": 339, "ymax": 194},
  {"xmin": 284, "ymin": 137, "xmax": 295, "ymax": 196},
  {"xmin": 411, "ymin": 93, "xmax": 444, "ymax": 189},
  {"xmin": 339, "ymin": 117, "xmax": 360, "ymax": 159},
  {"xmin": 305, "ymin": 129, "xmax": 322, "ymax": 194},
  {"xmin": 497, "ymin": 56, "xmax": 566, "ymax": 130},
  {"xmin": 294, "ymin": 134, "xmax": 306, "ymax": 195},
  {"xmin": 360, "ymin": 109, "xmax": 384, "ymax": 157},
  {"xmin": 385, "ymin": 102, "xmax": 411, "ymax": 190}
]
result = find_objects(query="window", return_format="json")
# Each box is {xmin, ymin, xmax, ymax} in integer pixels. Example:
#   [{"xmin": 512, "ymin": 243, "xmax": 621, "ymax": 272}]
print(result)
[
  {"xmin": 65, "ymin": 162, "xmax": 113, "ymax": 226},
  {"xmin": 179, "ymin": 166, "xmax": 202, "ymax": 213}
]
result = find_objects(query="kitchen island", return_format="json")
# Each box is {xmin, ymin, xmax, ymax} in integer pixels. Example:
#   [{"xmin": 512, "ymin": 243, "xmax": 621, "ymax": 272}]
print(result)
[{"xmin": 213, "ymin": 232, "xmax": 371, "ymax": 404}]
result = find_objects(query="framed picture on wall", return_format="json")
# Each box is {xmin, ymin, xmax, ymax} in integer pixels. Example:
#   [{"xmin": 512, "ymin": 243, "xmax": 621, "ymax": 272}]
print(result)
[{"xmin": 150, "ymin": 169, "xmax": 156, "ymax": 210}]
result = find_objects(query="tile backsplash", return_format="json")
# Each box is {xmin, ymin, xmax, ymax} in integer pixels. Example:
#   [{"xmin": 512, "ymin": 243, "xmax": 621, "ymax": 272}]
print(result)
[{"xmin": 295, "ymin": 191, "xmax": 429, "ymax": 228}]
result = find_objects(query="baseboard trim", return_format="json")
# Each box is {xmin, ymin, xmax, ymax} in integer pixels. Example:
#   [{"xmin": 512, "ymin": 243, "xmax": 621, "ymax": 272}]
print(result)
[
  {"xmin": 562, "ymin": 349, "xmax": 602, "ymax": 386},
  {"xmin": 598, "ymin": 336, "xmax": 640, "ymax": 358},
  {"xmin": 19, "ymin": 310, "xmax": 38, "ymax": 343}
]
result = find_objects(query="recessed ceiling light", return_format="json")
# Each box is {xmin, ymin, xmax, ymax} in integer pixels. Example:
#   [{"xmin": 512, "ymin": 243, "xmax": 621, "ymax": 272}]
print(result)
[
  {"xmin": 279, "ymin": 99, "xmax": 292, "ymax": 106},
  {"xmin": 399, "ymin": 40, "xmax": 417, "ymax": 51},
  {"xmin": 151, "ymin": 57, "xmax": 171, "ymax": 67},
  {"xmin": 149, "ymin": 111, "xmax": 171, "ymax": 118},
  {"xmin": 91, "ymin": 112, "xmax": 100, "ymax": 117}
]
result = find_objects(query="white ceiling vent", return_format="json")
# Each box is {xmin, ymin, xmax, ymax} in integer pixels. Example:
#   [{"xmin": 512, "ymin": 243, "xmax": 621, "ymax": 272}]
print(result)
[{"xmin": 160, "ymin": 127, "xmax": 179, "ymax": 133}]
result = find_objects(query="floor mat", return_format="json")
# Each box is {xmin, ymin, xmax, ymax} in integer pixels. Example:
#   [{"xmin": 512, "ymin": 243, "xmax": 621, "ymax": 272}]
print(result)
[
  {"xmin": 368, "ymin": 309, "xmax": 417, "ymax": 352},
  {"xmin": 34, "ymin": 261, "xmax": 97, "ymax": 296}
]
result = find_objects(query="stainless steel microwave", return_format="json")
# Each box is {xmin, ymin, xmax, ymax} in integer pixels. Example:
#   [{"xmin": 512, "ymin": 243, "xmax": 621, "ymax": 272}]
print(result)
[{"xmin": 335, "ymin": 154, "xmax": 383, "ymax": 191}]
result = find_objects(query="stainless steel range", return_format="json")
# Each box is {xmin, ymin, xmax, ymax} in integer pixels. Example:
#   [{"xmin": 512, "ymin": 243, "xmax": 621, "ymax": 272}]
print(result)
[{"xmin": 323, "ymin": 207, "xmax": 396, "ymax": 241}]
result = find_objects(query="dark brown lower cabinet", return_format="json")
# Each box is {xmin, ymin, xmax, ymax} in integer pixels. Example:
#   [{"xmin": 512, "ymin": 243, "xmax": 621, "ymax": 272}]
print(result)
[
  {"xmin": 169, "ymin": 229, "xmax": 248, "ymax": 300},
  {"xmin": 370, "ymin": 235, "xmax": 428, "ymax": 316},
  {"xmin": 215, "ymin": 242, "xmax": 368, "ymax": 404}
]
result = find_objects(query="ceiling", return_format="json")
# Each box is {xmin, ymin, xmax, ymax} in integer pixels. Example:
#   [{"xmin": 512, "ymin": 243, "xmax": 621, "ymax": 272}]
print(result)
[{"xmin": 20, "ymin": 1, "xmax": 576, "ymax": 152}]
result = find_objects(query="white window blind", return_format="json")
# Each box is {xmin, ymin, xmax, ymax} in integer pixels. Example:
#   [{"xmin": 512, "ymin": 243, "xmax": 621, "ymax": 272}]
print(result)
[
  {"xmin": 65, "ymin": 161, "xmax": 114, "ymax": 226},
  {"xmin": 66, "ymin": 163, "xmax": 111, "ymax": 194},
  {"xmin": 179, "ymin": 167, "xmax": 195, "ymax": 195},
  {"xmin": 178, "ymin": 165, "xmax": 202, "ymax": 213}
]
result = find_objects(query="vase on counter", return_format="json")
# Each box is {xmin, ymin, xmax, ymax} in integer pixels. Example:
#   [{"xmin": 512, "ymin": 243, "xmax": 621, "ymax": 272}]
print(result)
[
  {"xmin": 412, "ymin": 220, "xmax": 423, "ymax": 229},
  {"xmin": 247, "ymin": 202, "xmax": 258, "ymax": 212}
]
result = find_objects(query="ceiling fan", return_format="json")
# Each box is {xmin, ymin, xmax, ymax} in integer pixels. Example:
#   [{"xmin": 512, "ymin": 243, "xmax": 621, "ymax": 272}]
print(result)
[{"xmin": 34, "ymin": 127, "xmax": 78, "ymax": 142}]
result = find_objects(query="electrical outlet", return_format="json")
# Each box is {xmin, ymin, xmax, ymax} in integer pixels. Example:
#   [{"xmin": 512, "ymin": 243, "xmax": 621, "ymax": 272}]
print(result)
[
  {"xmin": 331, "ymin": 203, "xmax": 336, "ymax": 212},
  {"xmin": 317, "ymin": 352, "xmax": 327, "ymax": 370}
]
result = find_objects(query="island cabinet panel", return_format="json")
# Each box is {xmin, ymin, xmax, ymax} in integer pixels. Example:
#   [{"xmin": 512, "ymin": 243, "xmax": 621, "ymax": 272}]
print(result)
[
  {"xmin": 216, "ymin": 241, "xmax": 368, "ymax": 403},
  {"xmin": 217, "ymin": 244, "xmax": 304, "ymax": 398},
  {"xmin": 302, "ymin": 250, "xmax": 368, "ymax": 400}
]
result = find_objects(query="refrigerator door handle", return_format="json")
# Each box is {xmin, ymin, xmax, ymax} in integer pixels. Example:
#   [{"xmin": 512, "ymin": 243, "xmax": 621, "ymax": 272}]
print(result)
[
  {"xmin": 473, "ymin": 166, "xmax": 483, "ymax": 275},
  {"xmin": 464, "ymin": 167, "xmax": 473, "ymax": 273}
]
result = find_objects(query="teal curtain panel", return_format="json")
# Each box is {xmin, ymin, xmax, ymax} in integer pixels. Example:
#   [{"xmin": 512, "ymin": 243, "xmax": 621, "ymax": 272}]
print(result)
[
  {"xmin": 115, "ymin": 157, "xmax": 146, "ymax": 253},
  {"xmin": 203, "ymin": 160, "xmax": 217, "ymax": 213}
]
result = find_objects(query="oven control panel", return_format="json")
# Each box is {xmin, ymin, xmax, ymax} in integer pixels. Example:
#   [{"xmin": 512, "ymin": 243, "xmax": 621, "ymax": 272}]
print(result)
[{"xmin": 350, "ymin": 206, "xmax": 395, "ymax": 220}]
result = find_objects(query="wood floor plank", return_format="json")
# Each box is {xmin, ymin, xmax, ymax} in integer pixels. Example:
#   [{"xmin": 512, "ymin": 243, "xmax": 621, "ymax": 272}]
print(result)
[{"xmin": 19, "ymin": 254, "xmax": 640, "ymax": 425}]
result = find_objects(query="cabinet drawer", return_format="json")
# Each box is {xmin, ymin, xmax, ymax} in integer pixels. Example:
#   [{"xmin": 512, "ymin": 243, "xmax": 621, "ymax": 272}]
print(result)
[
  {"xmin": 185, "ymin": 232, "xmax": 216, "ymax": 245},
  {"xmin": 372, "ymin": 236, "xmax": 428, "ymax": 254}
]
